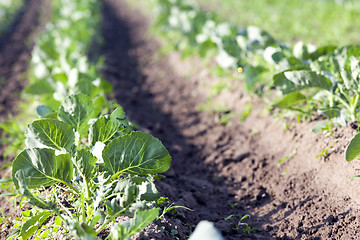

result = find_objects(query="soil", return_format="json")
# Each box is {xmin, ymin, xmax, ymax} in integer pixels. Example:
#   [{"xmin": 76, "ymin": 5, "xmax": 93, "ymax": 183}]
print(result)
[
  {"xmin": 1, "ymin": 0, "xmax": 360, "ymax": 239},
  {"xmin": 100, "ymin": 0, "xmax": 360, "ymax": 239},
  {"xmin": 0, "ymin": 0, "xmax": 50, "ymax": 238}
]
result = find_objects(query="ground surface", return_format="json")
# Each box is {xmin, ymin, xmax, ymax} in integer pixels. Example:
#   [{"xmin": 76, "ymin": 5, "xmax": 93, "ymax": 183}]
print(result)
[
  {"xmin": 0, "ymin": 0, "xmax": 49, "ymax": 238},
  {"xmin": 1, "ymin": 0, "xmax": 360, "ymax": 239},
  {"xmin": 101, "ymin": 0, "xmax": 360, "ymax": 239}
]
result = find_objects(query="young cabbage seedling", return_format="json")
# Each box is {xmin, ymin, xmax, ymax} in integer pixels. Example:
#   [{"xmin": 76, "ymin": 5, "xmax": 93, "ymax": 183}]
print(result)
[{"xmin": 11, "ymin": 94, "xmax": 172, "ymax": 239}]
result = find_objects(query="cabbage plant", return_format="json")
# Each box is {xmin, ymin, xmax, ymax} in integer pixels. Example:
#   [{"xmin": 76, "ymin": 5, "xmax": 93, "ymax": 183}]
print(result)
[{"xmin": 11, "ymin": 93, "xmax": 171, "ymax": 239}]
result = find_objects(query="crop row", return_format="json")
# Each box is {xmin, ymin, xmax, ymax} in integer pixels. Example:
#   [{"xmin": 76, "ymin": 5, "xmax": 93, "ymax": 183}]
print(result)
[
  {"xmin": 152, "ymin": 0, "xmax": 360, "ymax": 160},
  {"xmin": 5, "ymin": 0, "xmax": 173, "ymax": 239}
]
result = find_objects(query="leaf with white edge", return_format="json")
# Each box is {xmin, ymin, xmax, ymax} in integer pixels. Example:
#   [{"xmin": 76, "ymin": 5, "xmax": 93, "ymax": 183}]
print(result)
[
  {"xmin": 273, "ymin": 92, "xmax": 307, "ymax": 109},
  {"xmin": 20, "ymin": 211, "xmax": 54, "ymax": 240},
  {"xmin": 309, "ymin": 45, "xmax": 336, "ymax": 61},
  {"xmin": 108, "ymin": 208, "xmax": 159, "ymax": 240},
  {"xmin": 67, "ymin": 220, "xmax": 97, "ymax": 240},
  {"xmin": 113, "ymin": 177, "xmax": 160, "ymax": 202},
  {"xmin": 25, "ymin": 119, "xmax": 75, "ymax": 152},
  {"xmin": 89, "ymin": 108, "xmax": 128, "ymax": 146},
  {"xmin": 346, "ymin": 133, "xmax": 360, "ymax": 161},
  {"xmin": 14, "ymin": 170, "xmax": 56, "ymax": 209},
  {"xmin": 350, "ymin": 56, "xmax": 360, "ymax": 82},
  {"xmin": 91, "ymin": 96, "xmax": 105, "ymax": 118},
  {"xmin": 138, "ymin": 181, "xmax": 160, "ymax": 201},
  {"xmin": 58, "ymin": 94, "xmax": 94, "ymax": 130},
  {"xmin": 274, "ymin": 70, "xmax": 333, "ymax": 94},
  {"xmin": 12, "ymin": 148, "xmax": 73, "ymax": 189},
  {"xmin": 103, "ymin": 132, "xmax": 171, "ymax": 178},
  {"xmin": 73, "ymin": 149, "xmax": 97, "ymax": 180},
  {"xmin": 91, "ymin": 142, "xmax": 106, "ymax": 163}
]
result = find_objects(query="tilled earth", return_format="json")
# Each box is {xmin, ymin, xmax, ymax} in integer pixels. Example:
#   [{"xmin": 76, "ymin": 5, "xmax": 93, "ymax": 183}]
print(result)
[
  {"xmin": 2, "ymin": 0, "xmax": 360, "ymax": 239},
  {"xmin": 101, "ymin": 0, "xmax": 360, "ymax": 239},
  {"xmin": 0, "ymin": 0, "xmax": 50, "ymax": 238}
]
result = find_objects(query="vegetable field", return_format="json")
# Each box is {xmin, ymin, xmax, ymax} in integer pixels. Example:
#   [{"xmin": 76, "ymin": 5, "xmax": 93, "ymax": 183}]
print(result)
[{"xmin": 1, "ymin": 0, "xmax": 360, "ymax": 239}]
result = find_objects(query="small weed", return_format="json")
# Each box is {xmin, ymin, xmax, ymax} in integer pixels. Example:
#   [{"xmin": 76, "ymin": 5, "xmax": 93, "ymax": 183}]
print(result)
[
  {"xmin": 227, "ymin": 202, "xmax": 240, "ymax": 209},
  {"xmin": 276, "ymin": 149, "xmax": 297, "ymax": 166},
  {"xmin": 157, "ymin": 197, "xmax": 192, "ymax": 220},
  {"xmin": 225, "ymin": 214, "xmax": 258, "ymax": 234},
  {"xmin": 317, "ymin": 141, "xmax": 337, "ymax": 160},
  {"xmin": 215, "ymin": 112, "xmax": 237, "ymax": 126},
  {"xmin": 250, "ymin": 128, "xmax": 260, "ymax": 136},
  {"xmin": 239, "ymin": 103, "xmax": 253, "ymax": 122}
]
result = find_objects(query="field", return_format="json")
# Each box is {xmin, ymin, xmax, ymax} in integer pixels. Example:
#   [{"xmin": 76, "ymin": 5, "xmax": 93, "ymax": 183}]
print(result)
[{"xmin": 1, "ymin": 0, "xmax": 360, "ymax": 239}]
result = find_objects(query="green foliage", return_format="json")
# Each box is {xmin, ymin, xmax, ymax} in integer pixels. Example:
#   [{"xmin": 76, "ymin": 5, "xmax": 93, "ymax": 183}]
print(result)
[
  {"xmin": 24, "ymin": 119, "xmax": 76, "ymax": 152},
  {"xmin": 103, "ymin": 132, "xmax": 171, "ymax": 178},
  {"xmin": 273, "ymin": 70, "xmax": 333, "ymax": 94},
  {"xmin": 153, "ymin": 0, "xmax": 360, "ymax": 132},
  {"xmin": 12, "ymin": 102, "xmax": 171, "ymax": 239},
  {"xmin": 346, "ymin": 133, "xmax": 360, "ymax": 161},
  {"xmin": 4, "ymin": 0, "xmax": 172, "ymax": 239},
  {"xmin": 58, "ymin": 94, "xmax": 94, "ymax": 131},
  {"xmin": 108, "ymin": 208, "xmax": 159, "ymax": 239},
  {"xmin": 195, "ymin": 0, "xmax": 360, "ymax": 47}
]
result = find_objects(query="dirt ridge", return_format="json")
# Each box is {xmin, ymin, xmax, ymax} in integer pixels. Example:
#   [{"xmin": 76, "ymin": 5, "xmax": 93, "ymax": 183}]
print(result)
[
  {"xmin": 0, "ymin": 0, "xmax": 50, "ymax": 116},
  {"xmin": 0, "ymin": 1, "xmax": 50, "ymax": 238},
  {"xmin": 101, "ymin": 0, "xmax": 360, "ymax": 239}
]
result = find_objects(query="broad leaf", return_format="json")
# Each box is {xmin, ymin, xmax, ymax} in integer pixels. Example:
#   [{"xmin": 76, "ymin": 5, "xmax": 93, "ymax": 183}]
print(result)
[
  {"xmin": 12, "ymin": 148, "xmax": 73, "ymax": 189},
  {"xmin": 350, "ymin": 56, "xmax": 360, "ymax": 81},
  {"xmin": 244, "ymin": 65, "xmax": 266, "ymax": 91},
  {"xmin": 309, "ymin": 46, "xmax": 336, "ymax": 61},
  {"xmin": 20, "ymin": 211, "xmax": 54, "ymax": 240},
  {"xmin": 346, "ymin": 133, "xmax": 360, "ymax": 161},
  {"xmin": 103, "ymin": 132, "xmax": 171, "ymax": 178},
  {"xmin": 25, "ymin": 80, "xmax": 55, "ymax": 95},
  {"xmin": 105, "ymin": 198, "xmax": 125, "ymax": 218},
  {"xmin": 99, "ymin": 79, "xmax": 113, "ymax": 94},
  {"xmin": 273, "ymin": 92, "xmax": 307, "ymax": 109},
  {"xmin": 138, "ymin": 181, "xmax": 160, "ymax": 201},
  {"xmin": 274, "ymin": 70, "xmax": 333, "ymax": 94},
  {"xmin": 91, "ymin": 96, "xmax": 105, "ymax": 118},
  {"xmin": 113, "ymin": 177, "xmax": 160, "ymax": 202},
  {"xmin": 105, "ymin": 177, "xmax": 160, "ymax": 218},
  {"xmin": 25, "ymin": 119, "xmax": 75, "ymax": 152},
  {"xmin": 14, "ymin": 170, "xmax": 56, "ymax": 209},
  {"xmin": 58, "ymin": 94, "xmax": 94, "ymax": 130},
  {"xmin": 108, "ymin": 208, "xmax": 159, "ymax": 240},
  {"xmin": 67, "ymin": 221, "xmax": 98, "ymax": 240},
  {"xmin": 89, "ymin": 107, "xmax": 129, "ymax": 146},
  {"xmin": 73, "ymin": 150, "xmax": 97, "ymax": 180},
  {"xmin": 36, "ymin": 105, "xmax": 54, "ymax": 118}
]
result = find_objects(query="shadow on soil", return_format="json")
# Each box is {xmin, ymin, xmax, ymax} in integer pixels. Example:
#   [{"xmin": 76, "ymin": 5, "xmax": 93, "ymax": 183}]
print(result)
[{"xmin": 97, "ymin": 1, "xmax": 351, "ymax": 239}]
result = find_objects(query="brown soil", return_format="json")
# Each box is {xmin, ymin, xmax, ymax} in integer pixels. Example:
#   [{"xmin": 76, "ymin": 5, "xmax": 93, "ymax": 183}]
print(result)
[
  {"xmin": 0, "ymin": 0, "xmax": 50, "ymax": 238},
  {"xmin": 1, "ymin": 0, "xmax": 360, "ymax": 239},
  {"xmin": 101, "ymin": 0, "xmax": 360, "ymax": 239},
  {"xmin": 0, "ymin": 0, "xmax": 49, "ymax": 117}
]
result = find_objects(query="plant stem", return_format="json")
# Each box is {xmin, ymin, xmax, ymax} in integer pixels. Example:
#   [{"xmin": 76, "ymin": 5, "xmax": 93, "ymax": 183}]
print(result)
[
  {"xmin": 96, "ymin": 216, "xmax": 110, "ymax": 234},
  {"xmin": 81, "ymin": 186, "xmax": 86, "ymax": 222},
  {"xmin": 96, "ymin": 209, "xmax": 126, "ymax": 234},
  {"xmin": 351, "ymin": 93, "xmax": 360, "ymax": 119},
  {"xmin": 54, "ymin": 192, "xmax": 75, "ymax": 221},
  {"xmin": 333, "ymin": 94, "xmax": 352, "ymax": 113}
]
